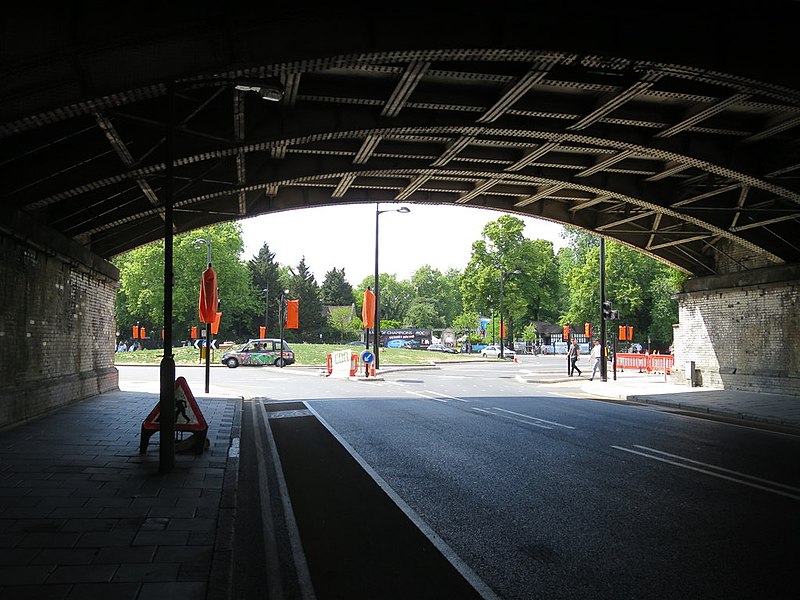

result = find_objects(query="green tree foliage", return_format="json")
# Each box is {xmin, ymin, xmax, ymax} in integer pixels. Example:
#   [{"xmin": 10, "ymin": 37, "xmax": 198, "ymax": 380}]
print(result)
[
  {"xmin": 460, "ymin": 214, "xmax": 561, "ymax": 342},
  {"xmin": 410, "ymin": 265, "xmax": 462, "ymax": 326},
  {"xmin": 355, "ymin": 274, "xmax": 414, "ymax": 324},
  {"xmin": 287, "ymin": 257, "xmax": 326, "ymax": 342},
  {"xmin": 247, "ymin": 242, "xmax": 283, "ymax": 338},
  {"xmin": 559, "ymin": 232, "xmax": 684, "ymax": 346},
  {"xmin": 321, "ymin": 267, "xmax": 354, "ymax": 306},
  {"xmin": 403, "ymin": 300, "xmax": 444, "ymax": 329},
  {"xmin": 114, "ymin": 223, "xmax": 255, "ymax": 344},
  {"xmin": 327, "ymin": 306, "xmax": 361, "ymax": 342}
]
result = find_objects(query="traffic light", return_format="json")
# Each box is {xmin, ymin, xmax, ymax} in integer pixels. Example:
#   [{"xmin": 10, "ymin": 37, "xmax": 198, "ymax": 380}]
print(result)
[{"xmin": 602, "ymin": 301, "xmax": 612, "ymax": 320}]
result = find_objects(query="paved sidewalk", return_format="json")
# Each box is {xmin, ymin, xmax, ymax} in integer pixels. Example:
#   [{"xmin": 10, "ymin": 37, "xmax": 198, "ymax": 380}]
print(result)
[
  {"xmin": 0, "ymin": 389, "xmax": 240, "ymax": 600},
  {"xmin": 518, "ymin": 366, "xmax": 800, "ymax": 431}
]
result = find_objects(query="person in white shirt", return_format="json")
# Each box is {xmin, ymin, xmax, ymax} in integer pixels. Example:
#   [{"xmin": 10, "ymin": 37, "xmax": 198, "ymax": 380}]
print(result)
[{"xmin": 589, "ymin": 339, "xmax": 602, "ymax": 380}]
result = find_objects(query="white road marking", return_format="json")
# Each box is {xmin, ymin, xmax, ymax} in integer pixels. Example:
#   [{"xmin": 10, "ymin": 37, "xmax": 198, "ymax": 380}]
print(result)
[
  {"xmin": 407, "ymin": 390, "xmax": 448, "ymax": 403},
  {"xmin": 470, "ymin": 407, "xmax": 551, "ymax": 429},
  {"xmin": 425, "ymin": 390, "xmax": 469, "ymax": 403},
  {"xmin": 611, "ymin": 445, "xmax": 800, "ymax": 501},
  {"xmin": 493, "ymin": 408, "xmax": 575, "ymax": 429}
]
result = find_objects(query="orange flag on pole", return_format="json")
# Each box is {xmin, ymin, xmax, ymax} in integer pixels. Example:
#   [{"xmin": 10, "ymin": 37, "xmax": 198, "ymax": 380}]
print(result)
[
  {"xmin": 286, "ymin": 300, "xmax": 299, "ymax": 329},
  {"xmin": 211, "ymin": 312, "xmax": 223, "ymax": 335},
  {"xmin": 199, "ymin": 267, "xmax": 218, "ymax": 324},
  {"xmin": 362, "ymin": 287, "xmax": 375, "ymax": 328}
]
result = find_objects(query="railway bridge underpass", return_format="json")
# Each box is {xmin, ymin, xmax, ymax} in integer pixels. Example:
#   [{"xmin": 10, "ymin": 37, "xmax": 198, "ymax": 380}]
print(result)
[{"xmin": 1, "ymin": 4, "xmax": 799, "ymax": 428}]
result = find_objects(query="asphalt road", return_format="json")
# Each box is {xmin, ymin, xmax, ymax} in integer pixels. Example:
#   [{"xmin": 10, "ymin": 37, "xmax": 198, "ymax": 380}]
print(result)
[{"xmin": 118, "ymin": 359, "xmax": 800, "ymax": 599}]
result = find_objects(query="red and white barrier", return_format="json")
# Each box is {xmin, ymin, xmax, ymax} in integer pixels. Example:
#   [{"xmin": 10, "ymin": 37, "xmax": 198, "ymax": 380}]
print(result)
[
  {"xmin": 328, "ymin": 349, "xmax": 359, "ymax": 378},
  {"xmin": 616, "ymin": 353, "xmax": 673, "ymax": 374}
]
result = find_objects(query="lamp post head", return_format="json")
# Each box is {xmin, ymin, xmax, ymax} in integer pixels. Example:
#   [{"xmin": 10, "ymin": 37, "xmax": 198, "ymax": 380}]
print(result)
[
  {"xmin": 377, "ymin": 205, "xmax": 411, "ymax": 216},
  {"xmin": 192, "ymin": 238, "xmax": 212, "ymax": 266}
]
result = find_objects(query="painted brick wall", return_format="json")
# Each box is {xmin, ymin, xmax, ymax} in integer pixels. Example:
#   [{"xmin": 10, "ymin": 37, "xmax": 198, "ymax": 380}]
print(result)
[
  {"xmin": 672, "ymin": 265, "xmax": 800, "ymax": 395},
  {"xmin": 0, "ymin": 232, "xmax": 119, "ymax": 428}
]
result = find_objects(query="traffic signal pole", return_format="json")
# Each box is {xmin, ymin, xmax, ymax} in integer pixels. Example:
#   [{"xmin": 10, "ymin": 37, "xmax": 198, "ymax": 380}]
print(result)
[{"xmin": 599, "ymin": 238, "xmax": 607, "ymax": 382}]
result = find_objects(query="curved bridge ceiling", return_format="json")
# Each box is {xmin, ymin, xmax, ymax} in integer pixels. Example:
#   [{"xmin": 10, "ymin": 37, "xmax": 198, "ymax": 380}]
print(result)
[{"xmin": 2, "ymin": 4, "xmax": 799, "ymax": 276}]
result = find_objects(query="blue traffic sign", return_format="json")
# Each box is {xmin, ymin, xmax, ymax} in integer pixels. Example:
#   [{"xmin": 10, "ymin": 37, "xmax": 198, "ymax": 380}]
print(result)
[{"xmin": 361, "ymin": 350, "xmax": 374, "ymax": 364}]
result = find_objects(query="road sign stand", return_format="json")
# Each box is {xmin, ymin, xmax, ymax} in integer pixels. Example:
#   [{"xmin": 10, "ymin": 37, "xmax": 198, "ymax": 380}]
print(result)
[{"xmin": 140, "ymin": 377, "xmax": 208, "ymax": 455}]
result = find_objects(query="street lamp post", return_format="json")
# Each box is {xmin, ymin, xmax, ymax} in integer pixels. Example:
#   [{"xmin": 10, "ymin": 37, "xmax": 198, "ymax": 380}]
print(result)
[
  {"xmin": 279, "ymin": 289, "xmax": 289, "ymax": 368},
  {"xmin": 158, "ymin": 76, "xmax": 283, "ymax": 472},
  {"xmin": 600, "ymin": 237, "xmax": 608, "ymax": 382},
  {"xmin": 268, "ymin": 286, "xmax": 269, "ymax": 337},
  {"xmin": 499, "ymin": 269, "xmax": 522, "ymax": 359},
  {"xmin": 373, "ymin": 204, "xmax": 410, "ymax": 370}
]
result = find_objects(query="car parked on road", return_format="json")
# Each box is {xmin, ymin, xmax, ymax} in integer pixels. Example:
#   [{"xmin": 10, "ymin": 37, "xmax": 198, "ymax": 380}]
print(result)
[
  {"xmin": 427, "ymin": 343, "xmax": 458, "ymax": 354},
  {"xmin": 480, "ymin": 344, "xmax": 515, "ymax": 359},
  {"xmin": 221, "ymin": 338, "xmax": 295, "ymax": 368}
]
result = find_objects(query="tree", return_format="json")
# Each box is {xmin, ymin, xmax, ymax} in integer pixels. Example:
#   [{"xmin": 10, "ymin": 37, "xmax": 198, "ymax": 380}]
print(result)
[
  {"xmin": 248, "ymin": 242, "xmax": 283, "ymax": 338},
  {"xmin": 287, "ymin": 257, "xmax": 326, "ymax": 342},
  {"xmin": 328, "ymin": 306, "xmax": 361, "ymax": 342},
  {"xmin": 559, "ymin": 235, "xmax": 684, "ymax": 346},
  {"xmin": 355, "ymin": 274, "xmax": 414, "ymax": 324},
  {"xmin": 460, "ymin": 214, "xmax": 561, "ymax": 342},
  {"xmin": 410, "ymin": 265, "xmax": 462, "ymax": 326},
  {"xmin": 321, "ymin": 267, "xmax": 354, "ymax": 306},
  {"xmin": 403, "ymin": 300, "xmax": 444, "ymax": 329},
  {"xmin": 114, "ymin": 223, "xmax": 256, "ymax": 344}
]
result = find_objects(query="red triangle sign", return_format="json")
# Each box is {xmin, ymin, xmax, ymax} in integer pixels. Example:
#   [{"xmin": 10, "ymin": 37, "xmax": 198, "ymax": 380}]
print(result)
[{"xmin": 142, "ymin": 377, "xmax": 208, "ymax": 432}]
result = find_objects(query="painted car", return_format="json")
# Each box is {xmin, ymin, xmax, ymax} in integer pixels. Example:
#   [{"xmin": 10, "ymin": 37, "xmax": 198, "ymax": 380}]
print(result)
[{"xmin": 221, "ymin": 338, "xmax": 295, "ymax": 368}]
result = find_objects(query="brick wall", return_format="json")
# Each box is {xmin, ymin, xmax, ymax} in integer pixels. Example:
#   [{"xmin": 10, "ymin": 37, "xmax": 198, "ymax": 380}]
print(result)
[
  {"xmin": 0, "ymin": 215, "xmax": 119, "ymax": 429},
  {"xmin": 671, "ymin": 264, "xmax": 800, "ymax": 395}
]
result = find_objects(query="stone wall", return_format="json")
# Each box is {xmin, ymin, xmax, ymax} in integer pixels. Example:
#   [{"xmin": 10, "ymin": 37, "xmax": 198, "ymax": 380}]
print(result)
[
  {"xmin": 0, "ymin": 211, "xmax": 119, "ymax": 429},
  {"xmin": 671, "ymin": 264, "xmax": 800, "ymax": 395}
]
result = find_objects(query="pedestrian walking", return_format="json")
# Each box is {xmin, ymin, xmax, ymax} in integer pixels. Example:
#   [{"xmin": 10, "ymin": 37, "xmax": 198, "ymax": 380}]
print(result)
[
  {"xmin": 568, "ymin": 340, "xmax": 582, "ymax": 376},
  {"xmin": 589, "ymin": 339, "xmax": 602, "ymax": 380}
]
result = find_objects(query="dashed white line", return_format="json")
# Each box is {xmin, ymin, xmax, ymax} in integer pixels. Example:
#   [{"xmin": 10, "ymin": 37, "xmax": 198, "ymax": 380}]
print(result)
[
  {"xmin": 425, "ymin": 390, "xmax": 469, "ymax": 403},
  {"xmin": 492, "ymin": 408, "xmax": 575, "ymax": 429},
  {"xmin": 407, "ymin": 390, "xmax": 448, "ymax": 402}
]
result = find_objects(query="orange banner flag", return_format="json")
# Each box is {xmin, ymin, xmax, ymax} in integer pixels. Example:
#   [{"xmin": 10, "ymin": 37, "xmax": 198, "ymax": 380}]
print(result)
[
  {"xmin": 286, "ymin": 299, "xmax": 299, "ymax": 329},
  {"xmin": 211, "ymin": 312, "xmax": 223, "ymax": 335},
  {"xmin": 362, "ymin": 287, "xmax": 375, "ymax": 328},
  {"xmin": 198, "ymin": 267, "xmax": 218, "ymax": 324}
]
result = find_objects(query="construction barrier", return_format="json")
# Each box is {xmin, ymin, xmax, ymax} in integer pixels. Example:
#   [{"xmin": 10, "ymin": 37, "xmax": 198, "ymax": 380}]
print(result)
[
  {"xmin": 616, "ymin": 353, "xmax": 673, "ymax": 374},
  {"xmin": 328, "ymin": 349, "xmax": 358, "ymax": 378}
]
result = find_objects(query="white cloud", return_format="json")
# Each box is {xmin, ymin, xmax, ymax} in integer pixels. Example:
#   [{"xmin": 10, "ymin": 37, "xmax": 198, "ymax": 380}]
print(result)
[{"xmin": 239, "ymin": 204, "xmax": 566, "ymax": 285}]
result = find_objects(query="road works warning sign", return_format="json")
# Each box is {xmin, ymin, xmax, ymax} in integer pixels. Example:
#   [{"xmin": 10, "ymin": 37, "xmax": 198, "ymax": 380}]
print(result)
[{"xmin": 139, "ymin": 377, "xmax": 208, "ymax": 454}]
